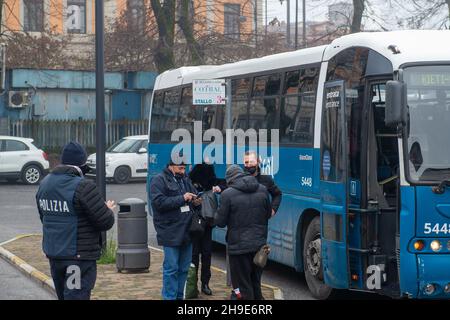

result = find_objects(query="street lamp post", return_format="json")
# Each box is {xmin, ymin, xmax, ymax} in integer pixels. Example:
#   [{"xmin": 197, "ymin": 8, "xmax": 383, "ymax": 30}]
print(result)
[
  {"xmin": 295, "ymin": 0, "xmax": 298, "ymax": 49},
  {"xmin": 280, "ymin": 0, "xmax": 291, "ymax": 47},
  {"xmin": 95, "ymin": 0, "xmax": 106, "ymax": 248},
  {"xmin": 302, "ymin": 0, "xmax": 306, "ymax": 47}
]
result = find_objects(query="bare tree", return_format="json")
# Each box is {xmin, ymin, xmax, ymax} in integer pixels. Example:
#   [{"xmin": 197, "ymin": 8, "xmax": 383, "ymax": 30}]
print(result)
[
  {"xmin": 400, "ymin": 0, "xmax": 450, "ymax": 29},
  {"xmin": 351, "ymin": 0, "xmax": 365, "ymax": 33},
  {"xmin": 150, "ymin": 0, "xmax": 176, "ymax": 73},
  {"xmin": 104, "ymin": 5, "xmax": 158, "ymax": 71}
]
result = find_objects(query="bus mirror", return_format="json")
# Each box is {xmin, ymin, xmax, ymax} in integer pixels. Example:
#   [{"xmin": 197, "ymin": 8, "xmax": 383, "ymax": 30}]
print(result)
[{"xmin": 385, "ymin": 80, "xmax": 407, "ymax": 127}]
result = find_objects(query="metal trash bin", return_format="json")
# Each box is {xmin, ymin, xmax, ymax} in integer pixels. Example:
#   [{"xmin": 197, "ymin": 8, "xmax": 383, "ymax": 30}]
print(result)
[{"xmin": 116, "ymin": 198, "xmax": 150, "ymax": 273}]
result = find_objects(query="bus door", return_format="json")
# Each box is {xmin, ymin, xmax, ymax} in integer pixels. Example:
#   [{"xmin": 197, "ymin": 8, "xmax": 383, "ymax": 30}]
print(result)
[
  {"xmin": 320, "ymin": 80, "xmax": 350, "ymax": 289},
  {"xmin": 357, "ymin": 79, "xmax": 399, "ymax": 294}
]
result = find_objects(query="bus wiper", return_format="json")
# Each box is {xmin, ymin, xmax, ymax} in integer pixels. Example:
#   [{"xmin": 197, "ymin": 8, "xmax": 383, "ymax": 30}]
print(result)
[{"xmin": 432, "ymin": 180, "xmax": 450, "ymax": 194}]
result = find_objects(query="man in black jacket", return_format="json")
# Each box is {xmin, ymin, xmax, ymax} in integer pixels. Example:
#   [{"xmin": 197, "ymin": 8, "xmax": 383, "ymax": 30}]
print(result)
[
  {"xmin": 243, "ymin": 151, "xmax": 282, "ymax": 217},
  {"xmin": 215, "ymin": 165, "xmax": 272, "ymax": 300},
  {"xmin": 149, "ymin": 159, "xmax": 201, "ymax": 300},
  {"xmin": 36, "ymin": 141, "xmax": 115, "ymax": 300}
]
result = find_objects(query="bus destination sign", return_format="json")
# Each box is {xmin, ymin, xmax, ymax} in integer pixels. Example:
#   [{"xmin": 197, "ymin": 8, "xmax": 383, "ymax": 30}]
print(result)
[
  {"xmin": 407, "ymin": 72, "xmax": 450, "ymax": 87},
  {"xmin": 193, "ymin": 79, "xmax": 226, "ymax": 105}
]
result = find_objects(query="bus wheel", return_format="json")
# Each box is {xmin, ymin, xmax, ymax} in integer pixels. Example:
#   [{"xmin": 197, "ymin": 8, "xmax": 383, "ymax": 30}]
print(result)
[{"xmin": 303, "ymin": 216, "xmax": 334, "ymax": 300}]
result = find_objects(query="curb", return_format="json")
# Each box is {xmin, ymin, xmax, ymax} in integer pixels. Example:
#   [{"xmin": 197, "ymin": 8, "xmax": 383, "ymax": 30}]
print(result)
[
  {"xmin": 0, "ymin": 234, "xmax": 56, "ymax": 298},
  {"xmin": 150, "ymin": 245, "xmax": 284, "ymax": 300}
]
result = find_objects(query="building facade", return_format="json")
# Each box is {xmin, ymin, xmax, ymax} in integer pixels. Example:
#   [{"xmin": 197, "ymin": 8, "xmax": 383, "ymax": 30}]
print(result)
[{"xmin": 2, "ymin": 0, "xmax": 263, "ymax": 40}]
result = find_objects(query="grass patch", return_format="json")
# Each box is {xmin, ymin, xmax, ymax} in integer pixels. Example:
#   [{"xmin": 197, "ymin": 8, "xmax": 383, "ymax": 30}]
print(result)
[{"xmin": 98, "ymin": 238, "xmax": 117, "ymax": 265}]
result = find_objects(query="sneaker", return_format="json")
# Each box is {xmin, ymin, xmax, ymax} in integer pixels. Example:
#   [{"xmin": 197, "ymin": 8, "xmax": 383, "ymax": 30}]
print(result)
[{"xmin": 230, "ymin": 288, "xmax": 242, "ymax": 300}]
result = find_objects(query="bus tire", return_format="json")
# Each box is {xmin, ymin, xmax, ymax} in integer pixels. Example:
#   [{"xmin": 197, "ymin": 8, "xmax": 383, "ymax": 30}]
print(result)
[
  {"xmin": 303, "ymin": 216, "xmax": 334, "ymax": 300},
  {"xmin": 114, "ymin": 166, "xmax": 131, "ymax": 184}
]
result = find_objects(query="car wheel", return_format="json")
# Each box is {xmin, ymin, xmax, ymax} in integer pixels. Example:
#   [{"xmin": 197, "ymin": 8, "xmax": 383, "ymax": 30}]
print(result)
[
  {"xmin": 21, "ymin": 165, "xmax": 43, "ymax": 185},
  {"xmin": 114, "ymin": 166, "xmax": 131, "ymax": 184},
  {"xmin": 303, "ymin": 216, "xmax": 335, "ymax": 300}
]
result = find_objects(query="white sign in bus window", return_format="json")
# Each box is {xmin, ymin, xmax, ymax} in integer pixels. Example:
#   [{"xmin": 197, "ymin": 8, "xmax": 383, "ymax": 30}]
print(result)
[{"xmin": 193, "ymin": 79, "xmax": 226, "ymax": 105}]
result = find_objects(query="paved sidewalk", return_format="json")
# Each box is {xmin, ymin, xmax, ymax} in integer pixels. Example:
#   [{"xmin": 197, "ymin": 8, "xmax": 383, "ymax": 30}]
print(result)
[{"xmin": 0, "ymin": 235, "xmax": 282, "ymax": 300}]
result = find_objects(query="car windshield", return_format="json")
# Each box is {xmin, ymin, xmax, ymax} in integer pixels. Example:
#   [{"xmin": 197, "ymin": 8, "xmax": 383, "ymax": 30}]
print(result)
[
  {"xmin": 404, "ymin": 65, "xmax": 450, "ymax": 182},
  {"xmin": 106, "ymin": 139, "xmax": 141, "ymax": 153}
]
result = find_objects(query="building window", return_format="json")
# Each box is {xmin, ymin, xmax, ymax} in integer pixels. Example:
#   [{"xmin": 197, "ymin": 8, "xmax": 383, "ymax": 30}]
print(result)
[
  {"xmin": 224, "ymin": 3, "xmax": 240, "ymax": 40},
  {"xmin": 23, "ymin": 0, "xmax": 44, "ymax": 32},
  {"xmin": 127, "ymin": 0, "xmax": 145, "ymax": 32},
  {"xmin": 66, "ymin": 0, "xmax": 86, "ymax": 33}
]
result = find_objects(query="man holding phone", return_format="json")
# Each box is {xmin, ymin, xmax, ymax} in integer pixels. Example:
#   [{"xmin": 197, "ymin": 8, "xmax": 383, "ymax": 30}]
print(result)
[{"xmin": 149, "ymin": 157, "xmax": 200, "ymax": 300}]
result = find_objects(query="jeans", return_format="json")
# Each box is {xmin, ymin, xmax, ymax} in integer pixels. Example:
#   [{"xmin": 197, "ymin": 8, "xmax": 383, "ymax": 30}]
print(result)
[
  {"xmin": 162, "ymin": 243, "xmax": 193, "ymax": 300},
  {"xmin": 49, "ymin": 259, "xmax": 97, "ymax": 300}
]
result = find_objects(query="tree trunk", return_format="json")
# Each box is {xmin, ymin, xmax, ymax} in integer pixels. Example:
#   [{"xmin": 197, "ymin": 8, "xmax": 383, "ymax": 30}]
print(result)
[
  {"xmin": 151, "ymin": 0, "xmax": 176, "ymax": 73},
  {"xmin": 351, "ymin": 0, "xmax": 365, "ymax": 33},
  {"xmin": 178, "ymin": 0, "xmax": 204, "ymax": 65}
]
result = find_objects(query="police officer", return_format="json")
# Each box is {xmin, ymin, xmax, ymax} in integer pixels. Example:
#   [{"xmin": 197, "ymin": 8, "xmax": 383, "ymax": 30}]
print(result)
[{"xmin": 36, "ymin": 141, "xmax": 115, "ymax": 300}]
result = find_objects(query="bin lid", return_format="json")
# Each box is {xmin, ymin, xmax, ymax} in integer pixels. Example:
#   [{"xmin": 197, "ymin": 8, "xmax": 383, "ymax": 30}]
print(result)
[
  {"xmin": 118, "ymin": 198, "xmax": 147, "ymax": 206},
  {"xmin": 118, "ymin": 198, "xmax": 147, "ymax": 215}
]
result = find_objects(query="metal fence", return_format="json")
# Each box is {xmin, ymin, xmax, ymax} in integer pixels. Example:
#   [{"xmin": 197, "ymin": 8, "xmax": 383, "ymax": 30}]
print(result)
[{"xmin": 10, "ymin": 119, "xmax": 148, "ymax": 149}]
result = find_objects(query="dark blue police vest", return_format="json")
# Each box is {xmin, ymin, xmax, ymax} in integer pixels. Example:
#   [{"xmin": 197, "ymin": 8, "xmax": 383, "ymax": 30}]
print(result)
[{"xmin": 36, "ymin": 173, "xmax": 83, "ymax": 258}]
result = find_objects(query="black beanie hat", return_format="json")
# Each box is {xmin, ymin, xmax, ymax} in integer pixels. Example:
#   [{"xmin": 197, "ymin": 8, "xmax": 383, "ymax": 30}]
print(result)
[{"xmin": 61, "ymin": 141, "xmax": 87, "ymax": 167}]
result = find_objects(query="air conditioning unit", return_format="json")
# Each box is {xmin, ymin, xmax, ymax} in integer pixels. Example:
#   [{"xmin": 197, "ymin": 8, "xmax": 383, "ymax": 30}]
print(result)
[{"xmin": 8, "ymin": 91, "xmax": 30, "ymax": 108}]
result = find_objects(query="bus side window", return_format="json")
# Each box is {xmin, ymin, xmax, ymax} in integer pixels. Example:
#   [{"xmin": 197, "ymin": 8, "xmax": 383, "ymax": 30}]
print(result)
[
  {"xmin": 249, "ymin": 73, "xmax": 281, "ymax": 135},
  {"xmin": 150, "ymin": 91, "xmax": 169, "ymax": 142},
  {"xmin": 280, "ymin": 67, "xmax": 318, "ymax": 145},
  {"xmin": 178, "ymin": 86, "xmax": 196, "ymax": 135},
  {"xmin": 249, "ymin": 98, "xmax": 279, "ymax": 132},
  {"xmin": 220, "ymin": 99, "xmax": 248, "ymax": 134},
  {"xmin": 149, "ymin": 89, "xmax": 180, "ymax": 142}
]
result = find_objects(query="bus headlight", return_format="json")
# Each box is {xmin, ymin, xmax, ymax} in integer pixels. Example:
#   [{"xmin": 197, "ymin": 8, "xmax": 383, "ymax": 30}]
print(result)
[
  {"xmin": 430, "ymin": 240, "xmax": 442, "ymax": 252},
  {"xmin": 445, "ymin": 284, "xmax": 450, "ymax": 293},
  {"xmin": 424, "ymin": 284, "xmax": 436, "ymax": 295},
  {"xmin": 413, "ymin": 240, "xmax": 425, "ymax": 251}
]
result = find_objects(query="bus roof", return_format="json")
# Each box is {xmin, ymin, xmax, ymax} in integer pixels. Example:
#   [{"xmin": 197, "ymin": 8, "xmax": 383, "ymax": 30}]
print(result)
[
  {"xmin": 155, "ymin": 30, "xmax": 450, "ymax": 91},
  {"xmin": 324, "ymin": 30, "xmax": 450, "ymax": 69},
  {"xmin": 155, "ymin": 45, "xmax": 326, "ymax": 90}
]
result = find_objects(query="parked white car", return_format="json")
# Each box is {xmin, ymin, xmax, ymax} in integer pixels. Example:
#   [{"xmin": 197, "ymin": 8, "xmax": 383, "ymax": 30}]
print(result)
[
  {"xmin": 0, "ymin": 136, "xmax": 50, "ymax": 185},
  {"xmin": 86, "ymin": 135, "xmax": 148, "ymax": 184}
]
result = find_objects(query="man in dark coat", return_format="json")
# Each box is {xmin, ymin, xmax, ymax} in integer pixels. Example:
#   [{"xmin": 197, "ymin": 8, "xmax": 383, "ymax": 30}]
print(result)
[
  {"xmin": 149, "ymin": 159, "xmax": 200, "ymax": 300},
  {"xmin": 243, "ymin": 151, "xmax": 282, "ymax": 217},
  {"xmin": 36, "ymin": 141, "xmax": 115, "ymax": 300},
  {"xmin": 215, "ymin": 165, "xmax": 272, "ymax": 300}
]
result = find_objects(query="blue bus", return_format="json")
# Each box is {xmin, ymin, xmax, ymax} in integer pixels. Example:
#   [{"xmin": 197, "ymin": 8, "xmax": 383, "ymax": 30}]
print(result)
[{"xmin": 147, "ymin": 30, "xmax": 450, "ymax": 299}]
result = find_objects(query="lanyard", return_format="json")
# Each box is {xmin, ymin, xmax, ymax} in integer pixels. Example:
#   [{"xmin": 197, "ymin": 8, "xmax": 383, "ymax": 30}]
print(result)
[{"xmin": 173, "ymin": 176, "xmax": 187, "ymax": 194}]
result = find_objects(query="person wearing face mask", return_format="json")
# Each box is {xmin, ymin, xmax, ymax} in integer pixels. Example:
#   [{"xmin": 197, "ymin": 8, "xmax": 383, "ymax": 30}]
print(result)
[
  {"xmin": 243, "ymin": 151, "xmax": 282, "ymax": 217},
  {"xmin": 149, "ymin": 156, "xmax": 201, "ymax": 300},
  {"xmin": 35, "ymin": 141, "xmax": 115, "ymax": 300}
]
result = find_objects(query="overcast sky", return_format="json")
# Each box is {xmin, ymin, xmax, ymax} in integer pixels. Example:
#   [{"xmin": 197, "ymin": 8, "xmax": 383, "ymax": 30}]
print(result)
[{"xmin": 265, "ymin": 0, "xmax": 448, "ymax": 30}]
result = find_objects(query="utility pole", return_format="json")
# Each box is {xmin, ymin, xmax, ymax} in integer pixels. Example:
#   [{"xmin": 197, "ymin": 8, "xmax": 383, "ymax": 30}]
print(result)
[
  {"xmin": 287, "ymin": 0, "xmax": 291, "ymax": 47},
  {"xmin": 265, "ymin": 0, "xmax": 267, "ymax": 38},
  {"xmin": 295, "ymin": 0, "xmax": 298, "ymax": 49},
  {"xmin": 95, "ymin": 0, "xmax": 106, "ymax": 248},
  {"xmin": 255, "ymin": 0, "xmax": 258, "ymax": 47},
  {"xmin": 302, "ymin": 0, "xmax": 306, "ymax": 47}
]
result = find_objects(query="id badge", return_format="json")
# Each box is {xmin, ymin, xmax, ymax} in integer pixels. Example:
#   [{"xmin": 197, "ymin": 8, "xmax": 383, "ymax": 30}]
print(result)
[{"xmin": 180, "ymin": 205, "xmax": 190, "ymax": 213}]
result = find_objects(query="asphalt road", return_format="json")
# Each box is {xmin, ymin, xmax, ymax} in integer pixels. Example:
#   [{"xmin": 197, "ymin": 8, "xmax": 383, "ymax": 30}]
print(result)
[{"xmin": 0, "ymin": 179, "xmax": 381, "ymax": 300}]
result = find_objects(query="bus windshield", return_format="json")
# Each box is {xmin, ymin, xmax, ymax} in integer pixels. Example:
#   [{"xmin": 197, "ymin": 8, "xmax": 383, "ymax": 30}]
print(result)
[{"xmin": 404, "ymin": 65, "xmax": 450, "ymax": 182}]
